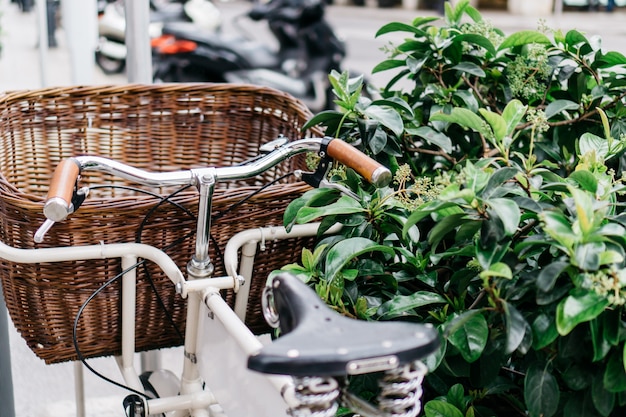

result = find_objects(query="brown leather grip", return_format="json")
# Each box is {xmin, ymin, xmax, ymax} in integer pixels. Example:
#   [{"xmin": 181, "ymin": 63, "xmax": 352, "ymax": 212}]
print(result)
[
  {"xmin": 44, "ymin": 159, "xmax": 80, "ymax": 221},
  {"xmin": 326, "ymin": 139, "xmax": 392, "ymax": 188}
]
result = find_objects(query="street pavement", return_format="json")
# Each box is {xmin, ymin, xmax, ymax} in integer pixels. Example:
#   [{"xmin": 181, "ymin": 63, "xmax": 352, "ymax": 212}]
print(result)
[{"xmin": 1, "ymin": 0, "xmax": 626, "ymax": 416}]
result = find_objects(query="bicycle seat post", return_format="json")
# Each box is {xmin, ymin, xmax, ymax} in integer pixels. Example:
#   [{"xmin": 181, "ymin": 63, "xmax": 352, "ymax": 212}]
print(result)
[{"xmin": 187, "ymin": 171, "xmax": 217, "ymax": 279}]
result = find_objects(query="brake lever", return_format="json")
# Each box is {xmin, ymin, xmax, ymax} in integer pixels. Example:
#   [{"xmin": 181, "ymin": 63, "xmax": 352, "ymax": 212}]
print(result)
[
  {"xmin": 34, "ymin": 186, "xmax": 90, "ymax": 243},
  {"xmin": 297, "ymin": 155, "xmax": 360, "ymax": 200}
]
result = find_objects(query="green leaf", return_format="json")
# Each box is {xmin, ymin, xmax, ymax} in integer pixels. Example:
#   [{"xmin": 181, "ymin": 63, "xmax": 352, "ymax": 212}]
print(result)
[
  {"xmin": 403, "ymin": 201, "xmax": 459, "ymax": 238},
  {"xmin": 284, "ymin": 188, "xmax": 340, "ymax": 229},
  {"xmin": 545, "ymin": 99, "xmax": 580, "ymax": 119},
  {"xmin": 424, "ymin": 400, "xmax": 464, "ymax": 417},
  {"xmin": 524, "ymin": 365, "xmax": 560, "ymax": 417},
  {"xmin": 565, "ymin": 29, "xmax": 590, "ymax": 49},
  {"xmin": 406, "ymin": 126, "xmax": 453, "ymax": 153},
  {"xmin": 370, "ymin": 96, "xmax": 414, "ymax": 117},
  {"xmin": 483, "ymin": 167, "xmax": 519, "ymax": 198},
  {"xmin": 372, "ymin": 59, "xmax": 409, "ymax": 74},
  {"xmin": 532, "ymin": 313, "xmax": 559, "ymax": 350},
  {"xmin": 501, "ymin": 99, "xmax": 527, "ymax": 136},
  {"xmin": 556, "ymin": 291, "xmax": 610, "ymax": 335},
  {"xmin": 590, "ymin": 318, "xmax": 611, "ymax": 362},
  {"xmin": 540, "ymin": 210, "xmax": 577, "ymax": 250},
  {"xmin": 569, "ymin": 170, "xmax": 598, "ymax": 194},
  {"xmin": 364, "ymin": 105, "xmax": 404, "ymax": 137},
  {"xmin": 451, "ymin": 33, "xmax": 497, "ymax": 57},
  {"xmin": 430, "ymin": 108, "xmax": 490, "ymax": 137},
  {"xmin": 604, "ymin": 350, "xmax": 626, "ymax": 392},
  {"xmin": 446, "ymin": 311, "xmax": 489, "ymax": 363},
  {"xmin": 487, "ymin": 198, "xmax": 520, "ymax": 236},
  {"xmin": 453, "ymin": 90, "xmax": 479, "ymax": 113},
  {"xmin": 592, "ymin": 370, "xmax": 615, "ymax": 416},
  {"xmin": 478, "ymin": 109, "xmax": 506, "ymax": 142},
  {"xmin": 479, "ymin": 262, "xmax": 512, "ymax": 279},
  {"xmin": 295, "ymin": 195, "xmax": 365, "ymax": 224},
  {"xmin": 377, "ymin": 291, "xmax": 447, "ymax": 319},
  {"xmin": 324, "ymin": 237, "xmax": 395, "ymax": 283},
  {"xmin": 452, "ymin": 62, "xmax": 486, "ymax": 78},
  {"xmin": 428, "ymin": 212, "xmax": 468, "ymax": 249},
  {"xmin": 537, "ymin": 261, "xmax": 569, "ymax": 292},
  {"xmin": 596, "ymin": 51, "xmax": 626, "ymax": 67},
  {"xmin": 573, "ymin": 242, "xmax": 604, "ymax": 271},
  {"xmin": 503, "ymin": 301, "xmax": 528, "ymax": 354},
  {"xmin": 498, "ymin": 30, "xmax": 551, "ymax": 51},
  {"xmin": 375, "ymin": 21, "xmax": 428, "ymax": 37},
  {"xmin": 579, "ymin": 132, "xmax": 609, "ymax": 160}
]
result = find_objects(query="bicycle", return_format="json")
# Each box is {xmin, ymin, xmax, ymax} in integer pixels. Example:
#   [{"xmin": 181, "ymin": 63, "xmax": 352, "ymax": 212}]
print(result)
[{"xmin": 3, "ymin": 135, "xmax": 439, "ymax": 417}]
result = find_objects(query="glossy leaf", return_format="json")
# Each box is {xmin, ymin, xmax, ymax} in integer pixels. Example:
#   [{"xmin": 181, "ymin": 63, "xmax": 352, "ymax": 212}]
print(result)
[
  {"xmin": 532, "ymin": 313, "xmax": 559, "ymax": 350},
  {"xmin": 295, "ymin": 195, "xmax": 365, "ymax": 224},
  {"xmin": 428, "ymin": 212, "xmax": 468, "ymax": 249},
  {"xmin": 377, "ymin": 291, "xmax": 446, "ymax": 319},
  {"xmin": 503, "ymin": 302, "xmax": 528, "ymax": 354},
  {"xmin": 406, "ymin": 126, "xmax": 453, "ymax": 153},
  {"xmin": 403, "ymin": 201, "xmax": 459, "ymax": 238},
  {"xmin": 479, "ymin": 262, "xmax": 512, "ymax": 280},
  {"xmin": 487, "ymin": 198, "xmax": 520, "ymax": 237},
  {"xmin": 375, "ymin": 22, "xmax": 426, "ymax": 37},
  {"xmin": 525, "ymin": 365, "xmax": 560, "ymax": 417},
  {"xmin": 284, "ymin": 188, "xmax": 340, "ymax": 229},
  {"xmin": 324, "ymin": 237, "xmax": 395, "ymax": 283},
  {"xmin": 596, "ymin": 51, "xmax": 626, "ymax": 67},
  {"xmin": 592, "ymin": 369, "xmax": 615, "ymax": 416},
  {"xmin": 557, "ymin": 291, "xmax": 610, "ymax": 335},
  {"xmin": 446, "ymin": 311, "xmax": 488, "ymax": 363},
  {"xmin": 545, "ymin": 99, "xmax": 580, "ymax": 119},
  {"xmin": 580, "ymin": 133, "xmax": 610, "ymax": 163},
  {"xmin": 537, "ymin": 261, "xmax": 568, "ymax": 292},
  {"xmin": 501, "ymin": 99, "xmax": 527, "ymax": 136},
  {"xmin": 604, "ymin": 350, "xmax": 626, "ymax": 392},
  {"xmin": 371, "ymin": 59, "xmax": 409, "ymax": 74},
  {"xmin": 541, "ymin": 211, "xmax": 578, "ymax": 250},
  {"xmin": 478, "ymin": 109, "xmax": 506, "ymax": 142},
  {"xmin": 590, "ymin": 318, "xmax": 611, "ymax": 362},
  {"xmin": 568, "ymin": 170, "xmax": 598, "ymax": 194},
  {"xmin": 430, "ymin": 108, "xmax": 490, "ymax": 137},
  {"xmin": 498, "ymin": 31, "xmax": 551, "ymax": 51},
  {"xmin": 452, "ymin": 62, "xmax": 486, "ymax": 78},
  {"xmin": 424, "ymin": 400, "xmax": 464, "ymax": 417},
  {"xmin": 452, "ymin": 33, "xmax": 497, "ymax": 57},
  {"xmin": 364, "ymin": 105, "xmax": 404, "ymax": 137}
]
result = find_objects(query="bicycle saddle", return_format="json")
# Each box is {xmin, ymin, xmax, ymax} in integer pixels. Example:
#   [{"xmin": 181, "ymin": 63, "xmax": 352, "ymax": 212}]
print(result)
[{"xmin": 247, "ymin": 273, "xmax": 440, "ymax": 377}]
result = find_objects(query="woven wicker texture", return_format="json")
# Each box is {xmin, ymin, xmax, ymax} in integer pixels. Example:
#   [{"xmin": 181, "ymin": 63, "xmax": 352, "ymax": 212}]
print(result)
[{"xmin": 0, "ymin": 84, "xmax": 318, "ymax": 364}]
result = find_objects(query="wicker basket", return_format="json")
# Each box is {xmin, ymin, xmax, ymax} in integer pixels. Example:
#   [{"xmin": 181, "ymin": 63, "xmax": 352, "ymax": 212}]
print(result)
[{"xmin": 0, "ymin": 84, "xmax": 318, "ymax": 364}]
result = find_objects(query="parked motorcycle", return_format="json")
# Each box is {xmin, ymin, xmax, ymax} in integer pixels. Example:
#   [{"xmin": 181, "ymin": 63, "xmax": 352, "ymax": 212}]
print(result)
[
  {"xmin": 95, "ymin": 0, "xmax": 221, "ymax": 75},
  {"xmin": 150, "ymin": 0, "xmax": 347, "ymax": 112}
]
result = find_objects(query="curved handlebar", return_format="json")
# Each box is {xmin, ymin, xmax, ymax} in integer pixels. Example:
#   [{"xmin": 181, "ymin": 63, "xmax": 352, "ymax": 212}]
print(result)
[{"xmin": 42, "ymin": 138, "xmax": 391, "ymax": 224}]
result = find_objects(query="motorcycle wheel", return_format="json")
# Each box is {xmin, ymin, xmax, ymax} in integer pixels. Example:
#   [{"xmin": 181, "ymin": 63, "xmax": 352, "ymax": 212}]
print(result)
[{"xmin": 95, "ymin": 51, "xmax": 126, "ymax": 75}]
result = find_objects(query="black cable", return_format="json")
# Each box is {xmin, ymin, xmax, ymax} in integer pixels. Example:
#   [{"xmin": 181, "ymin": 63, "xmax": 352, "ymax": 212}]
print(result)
[{"xmin": 73, "ymin": 261, "xmax": 151, "ymax": 400}]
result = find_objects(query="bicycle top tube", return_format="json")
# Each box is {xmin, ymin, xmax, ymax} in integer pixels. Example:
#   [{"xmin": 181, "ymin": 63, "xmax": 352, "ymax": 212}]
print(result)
[{"xmin": 43, "ymin": 136, "xmax": 392, "ymax": 224}]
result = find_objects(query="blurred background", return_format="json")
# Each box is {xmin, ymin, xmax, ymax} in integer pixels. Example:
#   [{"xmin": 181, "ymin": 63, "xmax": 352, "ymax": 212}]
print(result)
[{"xmin": 1, "ymin": 0, "xmax": 625, "ymax": 416}]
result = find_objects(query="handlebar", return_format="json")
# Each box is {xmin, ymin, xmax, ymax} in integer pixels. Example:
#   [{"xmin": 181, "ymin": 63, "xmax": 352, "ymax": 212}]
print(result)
[{"xmin": 42, "ymin": 137, "xmax": 391, "ymax": 225}]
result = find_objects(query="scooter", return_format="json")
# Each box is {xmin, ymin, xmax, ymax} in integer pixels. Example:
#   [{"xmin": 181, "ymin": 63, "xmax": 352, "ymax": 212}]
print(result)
[
  {"xmin": 95, "ymin": 0, "xmax": 221, "ymax": 75},
  {"xmin": 150, "ymin": 0, "xmax": 346, "ymax": 112}
]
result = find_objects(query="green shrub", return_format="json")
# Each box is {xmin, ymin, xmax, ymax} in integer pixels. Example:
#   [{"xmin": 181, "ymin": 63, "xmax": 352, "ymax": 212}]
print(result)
[{"xmin": 279, "ymin": 1, "xmax": 626, "ymax": 416}]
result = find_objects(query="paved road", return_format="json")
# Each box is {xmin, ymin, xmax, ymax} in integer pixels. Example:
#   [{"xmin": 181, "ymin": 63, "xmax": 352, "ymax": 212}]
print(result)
[{"xmin": 1, "ymin": 0, "xmax": 625, "ymax": 416}]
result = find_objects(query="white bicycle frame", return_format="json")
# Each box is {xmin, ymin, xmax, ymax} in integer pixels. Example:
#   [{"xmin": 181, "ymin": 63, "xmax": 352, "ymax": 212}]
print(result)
[{"xmin": 1, "ymin": 222, "xmax": 337, "ymax": 417}]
